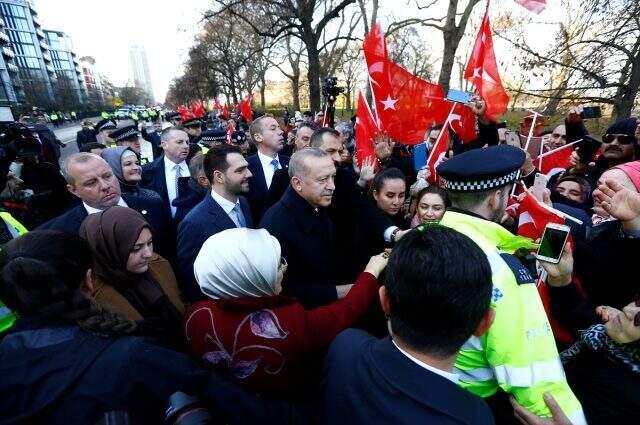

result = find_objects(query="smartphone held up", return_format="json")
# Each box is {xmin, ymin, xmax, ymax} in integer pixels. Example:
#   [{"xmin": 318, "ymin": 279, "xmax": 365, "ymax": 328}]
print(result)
[{"xmin": 536, "ymin": 223, "xmax": 571, "ymax": 264}]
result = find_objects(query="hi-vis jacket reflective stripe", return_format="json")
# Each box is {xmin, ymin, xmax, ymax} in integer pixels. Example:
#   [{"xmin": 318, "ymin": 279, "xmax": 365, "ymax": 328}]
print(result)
[
  {"xmin": 439, "ymin": 211, "xmax": 586, "ymax": 425},
  {"xmin": 0, "ymin": 212, "xmax": 27, "ymax": 333}
]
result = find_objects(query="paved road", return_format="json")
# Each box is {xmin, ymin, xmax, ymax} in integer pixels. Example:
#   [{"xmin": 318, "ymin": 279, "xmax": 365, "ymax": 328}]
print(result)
[{"xmin": 54, "ymin": 118, "xmax": 136, "ymax": 165}]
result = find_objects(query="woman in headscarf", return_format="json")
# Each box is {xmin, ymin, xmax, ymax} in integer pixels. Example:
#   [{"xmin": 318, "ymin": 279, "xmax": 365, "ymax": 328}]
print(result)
[
  {"xmin": 0, "ymin": 230, "xmax": 294, "ymax": 425},
  {"xmin": 101, "ymin": 147, "xmax": 162, "ymax": 201},
  {"xmin": 184, "ymin": 227, "xmax": 387, "ymax": 398},
  {"xmin": 79, "ymin": 206, "xmax": 184, "ymax": 343}
]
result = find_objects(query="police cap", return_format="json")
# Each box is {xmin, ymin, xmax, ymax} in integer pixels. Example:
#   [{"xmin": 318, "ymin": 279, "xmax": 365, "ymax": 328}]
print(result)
[{"xmin": 436, "ymin": 145, "xmax": 525, "ymax": 192}]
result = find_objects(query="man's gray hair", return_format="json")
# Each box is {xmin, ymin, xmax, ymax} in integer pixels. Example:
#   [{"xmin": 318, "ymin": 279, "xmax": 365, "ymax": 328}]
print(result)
[
  {"xmin": 161, "ymin": 126, "xmax": 187, "ymax": 142},
  {"xmin": 289, "ymin": 148, "xmax": 329, "ymax": 180},
  {"xmin": 63, "ymin": 152, "xmax": 106, "ymax": 185},
  {"xmin": 335, "ymin": 122, "xmax": 353, "ymax": 139},
  {"xmin": 189, "ymin": 151, "xmax": 206, "ymax": 178}
]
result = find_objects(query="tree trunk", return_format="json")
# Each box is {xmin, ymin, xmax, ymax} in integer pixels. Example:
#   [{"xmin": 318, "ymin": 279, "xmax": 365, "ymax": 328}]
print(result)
[
  {"xmin": 260, "ymin": 75, "xmax": 266, "ymax": 109},
  {"xmin": 438, "ymin": 32, "xmax": 457, "ymax": 92},
  {"xmin": 306, "ymin": 41, "xmax": 322, "ymax": 111},
  {"xmin": 611, "ymin": 47, "xmax": 640, "ymax": 122},
  {"xmin": 291, "ymin": 77, "xmax": 301, "ymax": 111}
]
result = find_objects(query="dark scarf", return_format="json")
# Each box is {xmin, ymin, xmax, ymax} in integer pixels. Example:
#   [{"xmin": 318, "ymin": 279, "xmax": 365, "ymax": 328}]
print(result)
[{"xmin": 79, "ymin": 207, "xmax": 165, "ymax": 312}]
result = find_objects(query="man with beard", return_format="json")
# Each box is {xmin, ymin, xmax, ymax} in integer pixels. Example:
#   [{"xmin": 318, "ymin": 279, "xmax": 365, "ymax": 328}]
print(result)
[
  {"xmin": 176, "ymin": 145, "xmax": 253, "ymax": 301},
  {"xmin": 246, "ymin": 115, "xmax": 289, "ymax": 222},
  {"xmin": 437, "ymin": 145, "xmax": 586, "ymax": 425}
]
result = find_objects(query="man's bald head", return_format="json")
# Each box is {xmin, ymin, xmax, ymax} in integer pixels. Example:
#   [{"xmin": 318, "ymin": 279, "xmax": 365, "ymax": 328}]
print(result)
[{"xmin": 64, "ymin": 153, "xmax": 122, "ymax": 209}]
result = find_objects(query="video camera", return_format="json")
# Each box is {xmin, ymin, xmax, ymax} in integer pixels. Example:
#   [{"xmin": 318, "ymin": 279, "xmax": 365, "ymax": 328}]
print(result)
[
  {"xmin": 322, "ymin": 77, "xmax": 345, "ymax": 102},
  {"xmin": 0, "ymin": 123, "xmax": 42, "ymax": 159}
]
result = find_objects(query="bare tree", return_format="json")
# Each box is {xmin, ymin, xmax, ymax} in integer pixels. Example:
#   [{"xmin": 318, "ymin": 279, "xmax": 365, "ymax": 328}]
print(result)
[
  {"xmin": 387, "ymin": 0, "xmax": 483, "ymax": 92},
  {"xmin": 499, "ymin": 0, "xmax": 640, "ymax": 121},
  {"xmin": 269, "ymin": 35, "xmax": 307, "ymax": 111},
  {"xmin": 206, "ymin": 0, "xmax": 360, "ymax": 111}
]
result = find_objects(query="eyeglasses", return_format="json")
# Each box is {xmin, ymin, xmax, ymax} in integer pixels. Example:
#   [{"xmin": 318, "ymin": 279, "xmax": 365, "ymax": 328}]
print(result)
[
  {"xmin": 278, "ymin": 256, "xmax": 288, "ymax": 271},
  {"xmin": 602, "ymin": 134, "xmax": 636, "ymax": 145}
]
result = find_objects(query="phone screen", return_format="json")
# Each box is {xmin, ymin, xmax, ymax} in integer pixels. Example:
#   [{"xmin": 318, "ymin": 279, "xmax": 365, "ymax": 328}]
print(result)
[
  {"xmin": 537, "ymin": 227, "xmax": 569, "ymax": 261},
  {"xmin": 446, "ymin": 89, "xmax": 473, "ymax": 104},
  {"xmin": 581, "ymin": 106, "xmax": 602, "ymax": 119}
]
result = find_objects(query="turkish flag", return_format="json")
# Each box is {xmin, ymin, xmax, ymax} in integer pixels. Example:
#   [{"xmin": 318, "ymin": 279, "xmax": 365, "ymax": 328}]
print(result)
[
  {"xmin": 177, "ymin": 104, "xmax": 193, "ymax": 122},
  {"xmin": 515, "ymin": 0, "xmax": 546, "ymax": 14},
  {"xmin": 239, "ymin": 93, "xmax": 253, "ymax": 122},
  {"xmin": 191, "ymin": 100, "xmax": 205, "ymax": 118},
  {"xmin": 222, "ymin": 103, "xmax": 229, "ymax": 119},
  {"xmin": 533, "ymin": 145, "xmax": 573, "ymax": 175},
  {"xmin": 464, "ymin": 8, "xmax": 509, "ymax": 121},
  {"xmin": 450, "ymin": 103, "xmax": 477, "ymax": 143},
  {"xmin": 355, "ymin": 91, "xmax": 378, "ymax": 167},
  {"xmin": 364, "ymin": 24, "xmax": 451, "ymax": 144},
  {"xmin": 517, "ymin": 192, "xmax": 565, "ymax": 241},
  {"xmin": 427, "ymin": 124, "xmax": 451, "ymax": 185}
]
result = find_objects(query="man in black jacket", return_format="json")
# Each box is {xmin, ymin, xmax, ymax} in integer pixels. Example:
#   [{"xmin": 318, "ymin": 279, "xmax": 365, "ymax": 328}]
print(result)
[
  {"xmin": 319, "ymin": 226, "xmax": 496, "ymax": 425},
  {"xmin": 76, "ymin": 120, "xmax": 98, "ymax": 151},
  {"xmin": 260, "ymin": 148, "xmax": 350, "ymax": 308},
  {"xmin": 39, "ymin": 153, "xmax": 171, "ymax": 257}
]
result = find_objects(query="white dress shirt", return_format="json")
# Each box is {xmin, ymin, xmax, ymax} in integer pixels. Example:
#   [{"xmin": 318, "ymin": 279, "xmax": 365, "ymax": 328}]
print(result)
[
  {"xmin": 164, "ymin": 157, "xmax": 191, "ymax": 217},
  {"xmin": 210, "ymin": 189, "xmax": 246, "ymax": 228},
  {"xmin": 392, "ymin": 340, "xmax": 459, "ymax": 384},
  {"xmin": 257, "ymin": 151, "xmax": 281, "ymax": 189},
  {"xmin": 83, "ymin": 197, "xmax": 128, "ymax": 215}
]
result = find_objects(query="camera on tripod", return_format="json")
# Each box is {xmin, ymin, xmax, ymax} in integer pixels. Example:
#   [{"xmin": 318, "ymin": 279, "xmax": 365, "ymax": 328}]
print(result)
[{"xmin": 322, "ymin": 77, "xmax": 345, "ymax": 102}]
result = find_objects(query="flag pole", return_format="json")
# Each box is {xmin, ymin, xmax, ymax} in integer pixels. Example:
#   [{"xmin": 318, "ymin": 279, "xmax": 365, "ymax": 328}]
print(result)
[
  {"xmin": 427, "ymin": 102, "xmax": 457, "ymax": 181},
  {"xmin": 510, "ymin": 110, "xmax": 540, "ymax": 198},
  {"xmin": 535, "ymin": 140, "xmax": 582, "ymax": 160}
]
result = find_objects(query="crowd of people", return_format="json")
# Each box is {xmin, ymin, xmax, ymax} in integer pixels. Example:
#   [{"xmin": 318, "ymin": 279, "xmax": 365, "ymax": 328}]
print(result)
[{"xmin": 0, "ymin": 97, "xmax": 638, "ymax": 425}]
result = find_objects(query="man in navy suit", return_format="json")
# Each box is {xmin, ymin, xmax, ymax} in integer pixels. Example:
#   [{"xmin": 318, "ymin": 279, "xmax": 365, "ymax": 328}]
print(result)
[
  {"xmin": 141, "ymin": 127, "xmax": 193, "ymax": 221},
  {"xmin": 177, "ymin": 145, "xmax": 253, "ymax": 301},
  {"xmin": 246, "ymin": 115, "xmax": 289, "ymax": 223},
  {"xmin": 319, "ymin": 226, "xmax": 496, "ymax": 425},
  {"xmin": 38, "ymin": 153, "xmax": 171, "ymax": 258},
  {"xmin": 141, "ymin": 120, "xmax": 163, "ymax": 158}
]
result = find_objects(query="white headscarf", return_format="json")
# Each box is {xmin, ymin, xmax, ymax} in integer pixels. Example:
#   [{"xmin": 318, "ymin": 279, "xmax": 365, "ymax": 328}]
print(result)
[{"xmin": 194, "ymin": 228, "xmax": 281, "ymax": 299}]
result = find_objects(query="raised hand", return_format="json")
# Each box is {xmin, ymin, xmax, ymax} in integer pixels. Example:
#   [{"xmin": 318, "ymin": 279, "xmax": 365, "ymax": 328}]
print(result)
[
  {"xmin": 593, "ymin": 179, "xmax": 640, "ymax": 222},
  {"xmin": 359, "ymin": 157, "xmax": 376, "ymax": 182}
]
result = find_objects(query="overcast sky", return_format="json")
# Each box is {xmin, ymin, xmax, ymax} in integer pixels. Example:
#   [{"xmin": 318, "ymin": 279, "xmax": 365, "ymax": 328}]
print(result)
[
  {"xmin": 33, "ymin": 0, "xmax": 210, "ymax": 102},
  {"xmin": 31, "ymin": 0, "xmax": 564, "ymax": 102}
]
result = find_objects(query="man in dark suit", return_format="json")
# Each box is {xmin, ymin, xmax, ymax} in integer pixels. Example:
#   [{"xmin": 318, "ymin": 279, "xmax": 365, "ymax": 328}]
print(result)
[
  {"xmin": 38, "ymin": 153, "xmax": 171, "ymax": 258},
  {"xmin": 140, "ymin": 120, "xmax": 163, "ymax": 158},
  {"xmin": 319, "ymin": 226, "xmax": 496, "ymax": 425},
  {"xmin": 267, "ymin": 127, "xmax": 400, "ymax": 281},
  {"xmin": 260, "ymin": 148, "xmax": 352, "ymax": 308},
  {"xmin": 246, "ymin": 115, "xmax": 289, "ymax": 223},
  {"xmin": 177, "ymin": 145, "xmax": 254, "ymax": 301},
  {"xmin": 141, "ymin": 127, "xmax": 193, "ymax": 221}
]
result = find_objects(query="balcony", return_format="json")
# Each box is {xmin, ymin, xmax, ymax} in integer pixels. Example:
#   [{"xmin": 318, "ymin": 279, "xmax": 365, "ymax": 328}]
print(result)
[
  {"xmin": 42, "ymin": 53, "xmax": 52, "ymax": 62},
  {"xmin": 39, "ymin": 41, "xmax": 49, "ymax": 51},
  {"xmin": 31, "ymin": 14, "xmax": 40, "ymax": 27},
  {"xmin": 2, "ymin": 47, "xmax": 14, "ymax": 59},
  {"xmin": 7, "ymin": 63, "xmax": 18, "ymax": 73},
  {"xmin": 72, "ymin": 55, "xmax": 79, "ymax": 64},
  {"xmin": 12, "ymin": 78, "xmax": 22, "ymax": 88},
  {"xmin": 0, "ymin": 18, "xmax": 5, "ymax": 27},
  {"xmin": 46, "ymin": 64, "xmax": 55, "ymax": 74},
  {"xmin": 0, "ymin": 32, "xmax": 9, "ymax": 44},
  {"xmin": 36, "ymin": 29, "xmax": 45, "ymax": 39}
]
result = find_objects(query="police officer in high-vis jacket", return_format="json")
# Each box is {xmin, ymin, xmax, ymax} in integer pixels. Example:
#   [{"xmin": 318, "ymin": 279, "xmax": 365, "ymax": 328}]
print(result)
[{"xmin": 436, "ymin": 145, "xmax": 586, "ymax": 424}]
